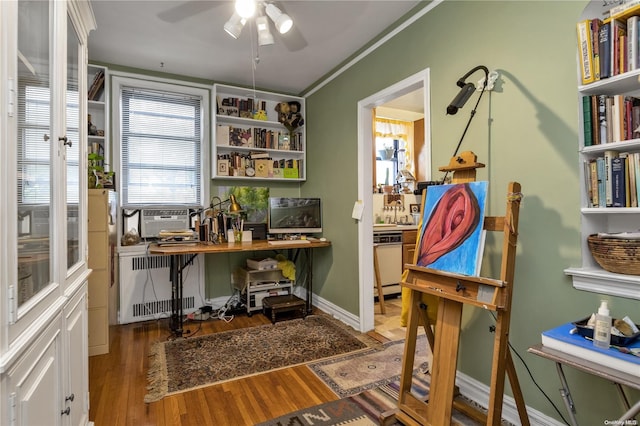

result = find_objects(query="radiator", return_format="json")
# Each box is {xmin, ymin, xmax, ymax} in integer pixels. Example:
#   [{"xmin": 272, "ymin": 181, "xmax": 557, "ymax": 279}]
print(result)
[{"xmin": 118, "ymin": 251, "xmax": 203, "ymax": 324}]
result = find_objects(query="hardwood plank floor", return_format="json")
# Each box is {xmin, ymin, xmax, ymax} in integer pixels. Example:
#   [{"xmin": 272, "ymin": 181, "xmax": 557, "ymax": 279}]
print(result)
[{"xmin": 89, "ymin": 301, "xmax": 404, "ymax": 425}]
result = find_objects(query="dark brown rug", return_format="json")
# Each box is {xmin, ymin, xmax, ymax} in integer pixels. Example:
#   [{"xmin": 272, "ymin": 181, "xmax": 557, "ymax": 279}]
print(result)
[{"xmin": 144, "ymin": 315, "xmax": 376, "ymax": 402}]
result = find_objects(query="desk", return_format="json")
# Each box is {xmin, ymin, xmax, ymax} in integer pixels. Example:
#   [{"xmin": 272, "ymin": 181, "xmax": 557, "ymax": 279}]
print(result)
[
  {"xmin": 528, "ymin": 344, "xmax": 640, "ymax": 425},
  {"xmin": 149, "ymin": 239, "xmax": 331, "ymax": 337}
]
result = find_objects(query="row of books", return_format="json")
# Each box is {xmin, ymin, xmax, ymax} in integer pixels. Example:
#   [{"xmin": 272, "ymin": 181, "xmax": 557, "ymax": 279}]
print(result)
[
  {"xmin": 584, "ymin": 150, "xmax": 640, "ymax": 207},
  {"xmin": 217, "ymin": 96, "xmax": 268, "ymax": 119},
  {"xmin": 583, "ymin": 94, "xmax": 640, "ymax": 146},
  {"xmin": 88, "ymin": 70, "xmax": 105, "ymax": 101},
  {"xmin": 576, "ymin": 4, "xmax": 640, "ymax": 85},
  {"xmin": 217, "ymin": 154, "xmax": 303, "ymax": 179},
  {"xmin": 217, "ymin": 125, "xmax": 302, "ymax": 151}
]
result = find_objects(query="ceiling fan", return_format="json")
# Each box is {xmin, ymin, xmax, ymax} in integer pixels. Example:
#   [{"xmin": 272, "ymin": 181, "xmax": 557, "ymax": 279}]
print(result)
[{"xmin": 157, "ymin": 0, "xmax": 307, "ymax": 51}]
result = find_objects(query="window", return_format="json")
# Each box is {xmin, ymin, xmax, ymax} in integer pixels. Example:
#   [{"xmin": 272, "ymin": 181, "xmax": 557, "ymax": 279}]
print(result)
[
  {"xmin": 118, "ymin": 83, "xmax": 205, "ymax": 206},
  {"xmin": 374, "ymin": 117, "xmax": 413, "ymax": 187}
]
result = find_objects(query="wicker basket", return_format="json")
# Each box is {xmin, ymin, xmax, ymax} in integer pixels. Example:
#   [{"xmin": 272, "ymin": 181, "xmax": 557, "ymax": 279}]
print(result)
[{"xmin": 587, "ymin": 234, "xmax": 640, "ymax": 275}]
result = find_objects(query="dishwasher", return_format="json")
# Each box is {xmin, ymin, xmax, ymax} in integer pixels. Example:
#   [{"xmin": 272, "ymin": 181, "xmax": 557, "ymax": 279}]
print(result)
[{"xmin": 373, "ymin": 230, "xmax": 403, "ymax": 297}]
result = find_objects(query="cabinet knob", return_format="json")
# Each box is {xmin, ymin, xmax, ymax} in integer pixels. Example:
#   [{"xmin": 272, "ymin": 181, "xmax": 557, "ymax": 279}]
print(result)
[
  {"xmin": 61, "ymin": 407, "xmax": 71, "ymax": 416},
  {"xmin": 59, "ymin": 136, "xmax": 72, "ymax": 147},
  {"xmin": 65, "ymin": 393, "xmax": 75, "ymax": 402}
]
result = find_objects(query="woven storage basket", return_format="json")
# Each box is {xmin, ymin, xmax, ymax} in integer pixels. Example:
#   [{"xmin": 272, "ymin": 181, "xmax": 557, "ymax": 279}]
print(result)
[{"xmin": 587, "ymin": 234, "xmax": 640, "ymax": 275}]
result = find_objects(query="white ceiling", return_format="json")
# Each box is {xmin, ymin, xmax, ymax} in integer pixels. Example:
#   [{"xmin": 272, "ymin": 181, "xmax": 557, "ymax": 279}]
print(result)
[{"xmin": 87, "ymin": 1, "xmax": 425, "ymax": 95}]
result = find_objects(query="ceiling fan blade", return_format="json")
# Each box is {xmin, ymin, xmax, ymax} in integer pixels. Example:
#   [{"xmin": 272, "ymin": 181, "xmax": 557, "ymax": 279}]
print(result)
[{"xmin": 157, "ymin": 1, "xmax": 221, "ymax": 23}]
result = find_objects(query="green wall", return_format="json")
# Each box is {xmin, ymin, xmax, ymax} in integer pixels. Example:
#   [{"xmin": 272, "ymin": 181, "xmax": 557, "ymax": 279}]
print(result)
[{"xmin": 303, "ymin": 1, "xmax": 638, "ymax": 423}]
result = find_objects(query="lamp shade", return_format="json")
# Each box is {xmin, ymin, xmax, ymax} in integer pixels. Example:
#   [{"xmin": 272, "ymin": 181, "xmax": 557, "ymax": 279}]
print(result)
[
  {"xmin": 265, "ymin": 3, "xmax": 293, "ymax": 34},
  {"xmin": 235, "ymin": 0, "xmax": 256, "ymax": 19},
  {"xmin": 256, "ymin": 15, "xmax": 274, "ymax": 46},
  {"xmin": 224, "ymin": 12, "xmax": 245, "ymax": 39},
  {"xmin": 228, "ymin": 194, "xmax": 244, "ymax": 214}
]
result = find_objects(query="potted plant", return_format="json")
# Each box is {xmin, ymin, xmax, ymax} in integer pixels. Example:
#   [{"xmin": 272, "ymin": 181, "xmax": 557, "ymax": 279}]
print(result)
[{"xmin": 88, "ymin": 152, "xmax": 114, "ymax": 189}]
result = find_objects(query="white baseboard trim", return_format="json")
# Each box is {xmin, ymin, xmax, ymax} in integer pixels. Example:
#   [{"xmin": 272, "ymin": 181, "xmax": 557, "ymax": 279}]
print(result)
[{"xmin": 313, "ymin": 294, "xmax": 564, "ymax": 426}]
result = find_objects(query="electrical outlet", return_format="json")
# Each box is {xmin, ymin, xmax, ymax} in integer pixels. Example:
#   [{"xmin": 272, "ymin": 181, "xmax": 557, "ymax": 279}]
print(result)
[{"xmin": 477, "ymin": 70, "xmax": 499, "ymax": 91}]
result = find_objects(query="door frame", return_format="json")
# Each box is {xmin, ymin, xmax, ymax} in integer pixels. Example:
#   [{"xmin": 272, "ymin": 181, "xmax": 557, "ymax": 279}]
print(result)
[{"xmin": 356, "ymin": 69, "xmax": 431, "ymax": 332}]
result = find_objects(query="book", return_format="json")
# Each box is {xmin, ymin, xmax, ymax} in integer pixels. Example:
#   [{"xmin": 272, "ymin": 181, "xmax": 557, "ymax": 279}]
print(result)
[
  {"xmin": 599, "ymin": 22, "xmax": 611, "ymax": 79},
  {"xmin": 591, "ymin": 18, "xmax": 602, "ymax": 80},
  {"xmin": 627, "ymin": 152, "xmax": 637, "ymax": 206},
  {"xmin": 627, "ymin": 15, "xmax": 638, "ymax": 71},
  {"xmin": 582, "ymin": 96, "xmax": 593, "ymax": 146},
  {"xmin": 596, "ymin": 156, "xmax": 607, "ymax": 207},
  {"xmin": 604, "ymin": 150, "xmax": 619, "ymax": 206},
  {"xmin": 541, "ymin": 322, "xmax": 640, "ymax": 378},
  {"xmin": 608, "ymin": 1, "xmax": 640, "ymax": 19},
  {"xmin": 598, "ymin": 94, "xmax": 608, "ymax": 143},
  {"xmin": 88, "ymin": 70, "xmax": 105, "ymax": 101},
  {"xmin": 590, "ymin": 159, "xmax": 599, "ymax": 207},
  {"xmin": 611, "ymin": 155, "xmax": 627, "ymax": 207},
  {"xmin": 611, "ymin": 18, "xmax": 627, "ymax": 76},
  {"xmin": 577, "ymin": 20, "xmax": 596, "ymax": 84}
]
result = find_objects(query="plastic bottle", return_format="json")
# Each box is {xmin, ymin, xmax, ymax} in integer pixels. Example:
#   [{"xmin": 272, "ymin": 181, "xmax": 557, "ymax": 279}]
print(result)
[{"xmin": 593, "ymin": 300, "xmax": 612, "ymax": 349}]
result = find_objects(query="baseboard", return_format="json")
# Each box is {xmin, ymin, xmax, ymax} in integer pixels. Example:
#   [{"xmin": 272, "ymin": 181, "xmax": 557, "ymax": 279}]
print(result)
[{"xmin": 314, "ymin": 294, "xmax": 564, "ymax": 426}]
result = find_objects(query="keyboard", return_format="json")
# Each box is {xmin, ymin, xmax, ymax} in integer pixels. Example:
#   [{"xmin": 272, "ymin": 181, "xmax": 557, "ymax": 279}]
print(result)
[{"xmin": 268, "ymin": 239, "xmax": 311, "ymax": 246}]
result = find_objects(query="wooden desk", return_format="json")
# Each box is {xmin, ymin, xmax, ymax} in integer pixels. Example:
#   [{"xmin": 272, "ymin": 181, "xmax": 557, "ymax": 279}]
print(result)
[
  {"xmin": 528, "ymin": 344, "xmax": 640, "ymax": 425},
  {"xmin": 149, "ymin": 239, "xmax": 331, "ymax": 337}
]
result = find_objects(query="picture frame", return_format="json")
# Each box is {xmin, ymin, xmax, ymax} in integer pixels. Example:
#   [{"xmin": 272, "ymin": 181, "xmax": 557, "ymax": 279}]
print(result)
[
  {"xmin": 217, "ymin": 159, "xmax": 229, "ymax": 175},
  {"xmin": 410, "ymin": 203, "xmax": 420, "ymax": 214}
]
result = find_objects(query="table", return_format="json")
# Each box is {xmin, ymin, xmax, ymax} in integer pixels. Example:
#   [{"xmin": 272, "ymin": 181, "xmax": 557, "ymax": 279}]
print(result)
[
  {"xmin": 149, "ymin": 239, "xmax": 331, "ymax": 337},
  {"xmin": 528, "ymin": 344, "xmax": 640, "ymax": 425}
]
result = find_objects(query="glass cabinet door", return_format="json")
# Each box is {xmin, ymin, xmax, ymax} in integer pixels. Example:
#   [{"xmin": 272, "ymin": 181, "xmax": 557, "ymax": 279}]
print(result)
[
  {"xmin": 16, "ymin": 0, "xmax": 52, "ymax": 309},
  {"xmin": 66, "ymin": 14, "xmax": 81, "ymax": 270}
]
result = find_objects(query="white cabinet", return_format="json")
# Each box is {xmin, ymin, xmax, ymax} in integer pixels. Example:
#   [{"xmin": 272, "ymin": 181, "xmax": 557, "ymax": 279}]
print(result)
[
  {"xmin": 565, "ymin": 1, "xmax": 640, "ymax": 300},
  {"xmin": 0, "ymin": 0, "xmax": 95, "ymax": 424},
  {"xmin": 212, "ymin": 84, "xmax": 306, "ymax": 181}
]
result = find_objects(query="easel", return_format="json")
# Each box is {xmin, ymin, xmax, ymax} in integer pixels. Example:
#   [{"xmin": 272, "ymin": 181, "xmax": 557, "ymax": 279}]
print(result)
[{"xmin": 394, "ymin": 151, "xmax": 529, "ymax": 426}]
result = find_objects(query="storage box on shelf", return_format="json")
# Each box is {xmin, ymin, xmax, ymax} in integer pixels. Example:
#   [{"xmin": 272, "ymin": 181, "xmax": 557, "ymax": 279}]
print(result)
[
  {"xmin": 231, "ymin": 267, "xmax": 293, "ymax": 315},
  {"xmin": 565, "ymin": 1, "xmax": 640, "ymax": 300},
  {"xmin": 212, "ymin": 84, "xmax": 305, "ymax": 181},
  {"xmin": 88, "ymin": 64, "xmax": 109, "ymax": 169}
]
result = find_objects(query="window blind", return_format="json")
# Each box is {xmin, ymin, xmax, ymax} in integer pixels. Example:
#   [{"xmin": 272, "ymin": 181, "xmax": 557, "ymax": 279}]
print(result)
[{"xmin": 120, "ymin": 86, "xmax": 202, "ymax": 206}]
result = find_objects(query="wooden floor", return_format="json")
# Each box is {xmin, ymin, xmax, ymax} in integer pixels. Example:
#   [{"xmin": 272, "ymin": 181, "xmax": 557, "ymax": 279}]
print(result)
[{"xmin": 89, "ymin": 303, "xmax": 403, "ymax": 426}]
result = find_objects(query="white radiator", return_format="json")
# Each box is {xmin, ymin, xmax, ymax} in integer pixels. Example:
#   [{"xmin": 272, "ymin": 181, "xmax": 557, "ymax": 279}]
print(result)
[{"xmin": 118, "ymin": 251, "xmax": 203, "ymax": 324}]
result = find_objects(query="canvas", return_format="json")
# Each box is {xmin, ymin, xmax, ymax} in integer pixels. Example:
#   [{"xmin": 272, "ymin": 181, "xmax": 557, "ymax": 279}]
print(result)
[{"xmin": 416, "ymin": 181, "xmax": 488, "ymax": 276}]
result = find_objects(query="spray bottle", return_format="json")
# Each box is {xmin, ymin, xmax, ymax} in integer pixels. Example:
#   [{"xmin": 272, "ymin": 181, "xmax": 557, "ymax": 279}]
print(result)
[{"xmin": 593, "ymin": 300, "xmax": 612, "ymax": 349}]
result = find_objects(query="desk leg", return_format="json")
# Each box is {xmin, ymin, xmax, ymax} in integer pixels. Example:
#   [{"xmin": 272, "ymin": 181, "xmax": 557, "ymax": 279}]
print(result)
[
  {"xmin": 169, "ymin": 255, "xmax": 184, "ymax": 338},
  {"xmin": 305, "ymin": 248, "xmax": 313, "ymax": 314},
  {"xmin": 619, "ymin": 399, "xmax": 640, "ymax": 422},
  {"xmin": 555, "ymin": 362, "xmax": 579, "ymax": 426}
]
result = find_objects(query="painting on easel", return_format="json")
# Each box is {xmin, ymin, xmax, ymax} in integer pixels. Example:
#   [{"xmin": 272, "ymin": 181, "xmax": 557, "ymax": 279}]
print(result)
[{"xmin": 416, "ymin": 181, "xmax": 488, "ymax": 276}]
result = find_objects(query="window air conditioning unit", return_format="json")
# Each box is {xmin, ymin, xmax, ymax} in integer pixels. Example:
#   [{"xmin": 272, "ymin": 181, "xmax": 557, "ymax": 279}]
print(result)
[{"xmin": 139, "ymin": 206, "xmax": 191, "ymax": 238}]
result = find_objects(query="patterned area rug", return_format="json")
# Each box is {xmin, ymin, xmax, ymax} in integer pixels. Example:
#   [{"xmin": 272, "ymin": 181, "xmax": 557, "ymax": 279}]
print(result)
[
  {"xmin": 261, "ymin": 375, "xmax": 515, "ymax": 426},
  {"xmin": 308, "ymin": 335, "xmax": 431, "ymax": 397},
  {"xmin": 144, "ymin": 315, "xmax": 375, "ymax": 402}
]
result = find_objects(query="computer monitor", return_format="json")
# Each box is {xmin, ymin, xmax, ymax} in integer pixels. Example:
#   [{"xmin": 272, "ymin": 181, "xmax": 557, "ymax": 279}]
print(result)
[{"xmin": 267, "ymin": 197, "xmax": 322, "ymax": 235}]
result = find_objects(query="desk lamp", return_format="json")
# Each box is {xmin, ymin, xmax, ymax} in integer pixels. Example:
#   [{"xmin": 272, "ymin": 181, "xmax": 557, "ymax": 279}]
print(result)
[{"xmin": 206, "ymin": 195, "xmax": 244, "ymax": 243}]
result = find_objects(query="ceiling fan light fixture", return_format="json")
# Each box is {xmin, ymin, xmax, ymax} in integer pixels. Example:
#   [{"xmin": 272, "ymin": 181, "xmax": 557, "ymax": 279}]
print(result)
[
  {"xmin": 224, "ymin": 12, "xmax": 246, "ymax": 39},
  {"xmin": 256, "ymin": 15, "xmax": 274, "ymax": 46},
  {"xmin": 265, "ymin": 3, "xmax": 293, "ymax": 34},
  {"xmin": 235, "ymin": 0, "xmax": 257, "ymax": 19}
]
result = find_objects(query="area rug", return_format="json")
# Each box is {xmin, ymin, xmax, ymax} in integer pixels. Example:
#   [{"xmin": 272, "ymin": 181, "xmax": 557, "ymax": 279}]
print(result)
[
  {"xmin": 261, "ymin": 375, "xmax": 515, "ymax": 426},
  {"xmin": 308, "ymin": 334, "xmax": 431, "ymax": 397},
  {"xmin": 144, "ymin": 315, "xmax": 375, "ymax": 402}
]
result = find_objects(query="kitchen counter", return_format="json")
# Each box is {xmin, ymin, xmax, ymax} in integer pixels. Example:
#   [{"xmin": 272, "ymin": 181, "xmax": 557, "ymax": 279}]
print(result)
[{"xmin": 373, "ymin": 224, "xmax": 419, "ymax": 232}]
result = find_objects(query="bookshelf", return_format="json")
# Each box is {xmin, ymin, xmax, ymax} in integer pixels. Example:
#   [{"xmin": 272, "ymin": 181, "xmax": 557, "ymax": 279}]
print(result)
[
  {"xmin": 565, "ymin": 1, "xmax": 640, "ymax": 300},
  {"xmin": 212, "ymin": 84, "xmax": 306, "ymax": 181},
  {"xmin": 88, "ymin": 64, "xmax": 109, "ymax": 171}
]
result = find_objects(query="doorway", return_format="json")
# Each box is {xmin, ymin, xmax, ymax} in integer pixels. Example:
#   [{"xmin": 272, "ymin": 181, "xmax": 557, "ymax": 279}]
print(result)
[{"xmin": 356, "ymin": 69, "xmax": 431, "ymax": 334}]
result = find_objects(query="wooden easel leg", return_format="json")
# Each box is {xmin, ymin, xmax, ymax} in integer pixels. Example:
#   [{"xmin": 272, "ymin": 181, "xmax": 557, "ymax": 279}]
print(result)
[
  {"xmin": 427, "ymin": 297, "xmax": 463, "ymax": 425},
  {"xmin": 373, "ymin": 245, "xmax": 386, "ymax": 314},
  {"xmin": 506, "ymin": 349, "xmax": 530, "ymax": 426}
]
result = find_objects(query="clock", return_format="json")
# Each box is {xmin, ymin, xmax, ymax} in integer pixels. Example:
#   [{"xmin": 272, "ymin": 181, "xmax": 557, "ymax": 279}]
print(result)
[{"xmin": 245, "ymin": 167, "xmax": 256, "ymax": 177}]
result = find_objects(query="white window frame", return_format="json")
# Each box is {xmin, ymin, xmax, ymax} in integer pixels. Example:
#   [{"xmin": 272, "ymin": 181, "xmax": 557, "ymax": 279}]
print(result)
[{"xmin": 111, "ymin": 74, "xmax": 210, "ymax": 210}]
